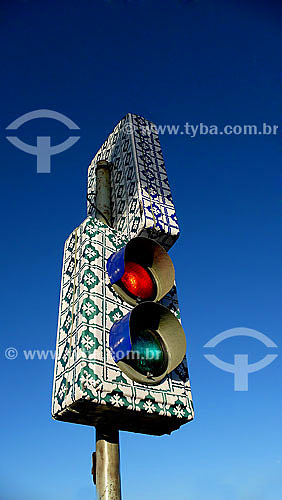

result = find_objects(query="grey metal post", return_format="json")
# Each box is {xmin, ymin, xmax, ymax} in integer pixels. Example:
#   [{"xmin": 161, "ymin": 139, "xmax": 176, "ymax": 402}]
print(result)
[
  {"xmin": 94, "ymin": 162, "xmax": 121, "ymax": 500},
  {"xmin": 95, "ymin": 428, "xmax": 121, "ymax": 500},
  {"xmin": 95, "ymin": 160, "xmax": 112, "ymax": 227}
]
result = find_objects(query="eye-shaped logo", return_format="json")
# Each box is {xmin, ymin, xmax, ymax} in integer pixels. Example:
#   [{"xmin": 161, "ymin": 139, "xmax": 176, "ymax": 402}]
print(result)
[
  {"xmin": 6, "ymin": 109, "xmax": 80, "ymax": 173},
  {"xmin": 203, "ymin": 327, "xmax": 278, "ymax": 391}
]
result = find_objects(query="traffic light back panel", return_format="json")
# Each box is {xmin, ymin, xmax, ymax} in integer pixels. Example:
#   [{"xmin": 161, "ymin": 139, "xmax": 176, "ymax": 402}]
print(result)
[{"xmin": 87, "ymin": 113, "xmax": 180, "ymax": 252}]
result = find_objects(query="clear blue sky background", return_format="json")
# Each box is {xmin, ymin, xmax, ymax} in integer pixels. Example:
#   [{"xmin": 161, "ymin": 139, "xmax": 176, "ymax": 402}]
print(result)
[{"xmin": 0, "ymin": 1, "xmax": 281, "ymax": 499}]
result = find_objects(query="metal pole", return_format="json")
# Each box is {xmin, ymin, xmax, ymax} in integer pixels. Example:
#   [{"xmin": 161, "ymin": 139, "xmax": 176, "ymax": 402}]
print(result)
[
  {"xmin": 95, "ymin": 160, "xmax": 112, "ymax": 227},
  {"xmin": 94, "ymin": 162, "xmax": 121, "ymax": 499},
  {"xmin": 95, "ymin": 427, "xmax": 121, "ymax": 500}
]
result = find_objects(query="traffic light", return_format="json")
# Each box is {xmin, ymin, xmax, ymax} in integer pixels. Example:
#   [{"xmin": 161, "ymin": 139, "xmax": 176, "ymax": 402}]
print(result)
[
  {"xmin": 109, "ymin": 301, "xmax": 186, "ymax": 385},
  {"xmin": 106, "ymin": 236, "xmax": 175, "ymax": 305},
  {"xmin": 107, "ymin": 237, "xmax": 186, "ymax": 385},
  {"xmin": 52, "ymin": 113, "xmax": 194, "ymax": 437}
]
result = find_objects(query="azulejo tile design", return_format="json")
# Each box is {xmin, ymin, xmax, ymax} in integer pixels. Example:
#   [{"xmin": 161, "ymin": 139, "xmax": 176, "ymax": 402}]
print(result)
[
  {"xmin": 52, "ymin": 218, "xmax": 194, "ymax": 435},
  {"xmin": 52, "ymin": 114, "xmax": 194, "ymax": 435},
  {"xmin": 87, "ymin": 113, "xmax": 180, "ymax": 251}
]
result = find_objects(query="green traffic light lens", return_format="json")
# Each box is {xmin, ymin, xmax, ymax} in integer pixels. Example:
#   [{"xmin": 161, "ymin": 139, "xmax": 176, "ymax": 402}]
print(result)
[{"xmin": 125, "ymin": 329, "xmax": 168, "ymax": 377}]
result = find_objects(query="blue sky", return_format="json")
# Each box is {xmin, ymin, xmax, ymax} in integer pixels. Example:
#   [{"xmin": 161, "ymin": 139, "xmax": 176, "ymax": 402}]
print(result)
[{"xmin": 0, "ymin": 1, "xmax": 281, "ymax": 499}]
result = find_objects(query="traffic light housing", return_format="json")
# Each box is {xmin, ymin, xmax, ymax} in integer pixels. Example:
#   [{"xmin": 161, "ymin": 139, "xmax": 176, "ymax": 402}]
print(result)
[
  {"xmin": 107, "ymin": 237, "xmax": 186, "ymax": 385},
  {"xmin": 52, "ymin": 113, "xmax": 194, "ymax": 436},
  {"xmin": 109, "ymin": 301, "xmax": 186, "ymax": 385},
  {"xmin": 106, "ymin": 236, "xmax": 175, "ymax": 305}
]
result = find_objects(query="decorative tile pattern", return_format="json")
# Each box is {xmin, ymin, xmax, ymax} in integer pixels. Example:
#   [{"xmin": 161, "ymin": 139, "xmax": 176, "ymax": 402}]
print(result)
[
  {"xmin": 52, "ymin": 218, "xmax": 194, "ymax": 435},
  {"xmin": 87, "ymin": 113, "xmax": 180, "ymax": 251},
  {"xmin": 52, "ymin": 114, "xmax": 194, "ymax": 435}
]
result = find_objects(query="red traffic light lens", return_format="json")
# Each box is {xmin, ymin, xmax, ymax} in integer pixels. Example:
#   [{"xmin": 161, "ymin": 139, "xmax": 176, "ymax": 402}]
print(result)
[{"xmin": 120, "ymin": 261, "xmax": 155, "ymax": 300}]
